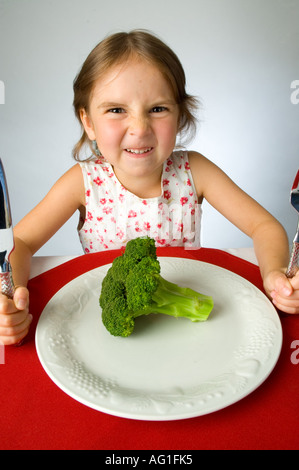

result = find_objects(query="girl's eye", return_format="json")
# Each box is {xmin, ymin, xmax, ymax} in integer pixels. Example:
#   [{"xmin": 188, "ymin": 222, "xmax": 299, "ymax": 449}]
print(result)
[
  {"xmin": 108, "ymin": 108, "xmax": 125, "ymax": 114},
  {"xmin": 151, "ymin": 106, "xmax": 167, "ymax": 113}
]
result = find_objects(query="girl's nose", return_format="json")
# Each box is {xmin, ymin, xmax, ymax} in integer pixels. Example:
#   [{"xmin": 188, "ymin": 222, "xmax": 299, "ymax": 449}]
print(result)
[{"xmin": 129, "ymin": 115, "xmax": 151, "ymax": 136}]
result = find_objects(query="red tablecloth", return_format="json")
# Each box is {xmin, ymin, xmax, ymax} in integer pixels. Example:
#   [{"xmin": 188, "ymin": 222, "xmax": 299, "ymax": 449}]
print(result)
[{"xmin": 1, "ymin": 247, "xmax": 299, "ymax": 450}]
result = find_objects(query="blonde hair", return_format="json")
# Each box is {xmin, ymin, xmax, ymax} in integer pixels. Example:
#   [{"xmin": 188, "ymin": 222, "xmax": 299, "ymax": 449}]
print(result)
[{"xmin": 72, "ymin": 29, "xmax": 199, "ymax": 160}]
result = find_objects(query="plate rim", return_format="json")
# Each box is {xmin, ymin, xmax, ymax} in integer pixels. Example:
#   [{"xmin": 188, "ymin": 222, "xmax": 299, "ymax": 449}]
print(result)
[{"xmin": 35, "ymin": 257, "xmax": 283, "ymax": 421}]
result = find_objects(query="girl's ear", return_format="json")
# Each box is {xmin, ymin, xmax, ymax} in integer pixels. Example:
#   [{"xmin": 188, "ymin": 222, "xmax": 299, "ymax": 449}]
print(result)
[{"xmin": 80, "ymin": 108, "xmax": 96, "ymax": 140}]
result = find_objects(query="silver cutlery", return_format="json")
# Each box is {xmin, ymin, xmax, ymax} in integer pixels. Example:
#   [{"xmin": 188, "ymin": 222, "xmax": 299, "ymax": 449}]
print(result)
[
  {"xmin": 0, "ymin": 159, "xmax": 15, "ymax": 298},
  {"xmin": 286, "ymin": 170, "xmax": 299, "ymax": 278}
]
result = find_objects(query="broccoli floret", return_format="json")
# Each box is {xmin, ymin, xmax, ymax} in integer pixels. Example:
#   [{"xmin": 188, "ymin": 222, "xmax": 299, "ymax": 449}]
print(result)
[{"xmin": 99, "ymin": 236, "xmax": 213, "ymax": 337}]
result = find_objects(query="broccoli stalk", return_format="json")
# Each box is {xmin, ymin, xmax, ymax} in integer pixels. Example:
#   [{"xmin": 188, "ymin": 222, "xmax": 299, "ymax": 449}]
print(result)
[
  {"xmin": 99, "ymin": 236, "xmax": 213, "ymax": 337},
  {"xmin": 142, "ymin": 275, "xmax": 214, "ymax": 321}
]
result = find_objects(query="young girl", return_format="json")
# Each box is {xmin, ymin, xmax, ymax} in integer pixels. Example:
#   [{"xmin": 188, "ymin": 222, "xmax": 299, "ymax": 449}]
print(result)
[{"xmin": 0, "ymin": 30, "xmax": 298, "ymax": 345}]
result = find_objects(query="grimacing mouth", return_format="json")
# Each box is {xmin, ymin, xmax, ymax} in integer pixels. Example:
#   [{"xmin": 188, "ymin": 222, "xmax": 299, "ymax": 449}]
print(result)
[{"xmin": 125, "ymin": 147, "xmax": 153, "ymax": 155}]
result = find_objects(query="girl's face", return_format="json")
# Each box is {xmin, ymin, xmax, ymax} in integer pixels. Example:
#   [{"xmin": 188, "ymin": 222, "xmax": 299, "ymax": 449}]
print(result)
[{"xmin": 80, "ymin": 57, "xmax": 179, "ymax": 194}]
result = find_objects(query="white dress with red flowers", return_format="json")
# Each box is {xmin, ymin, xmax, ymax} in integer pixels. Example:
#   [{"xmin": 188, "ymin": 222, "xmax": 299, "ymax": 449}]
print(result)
[{"xmin": 78, "ymin": 150, "xmax": 201, "ymax": 252}]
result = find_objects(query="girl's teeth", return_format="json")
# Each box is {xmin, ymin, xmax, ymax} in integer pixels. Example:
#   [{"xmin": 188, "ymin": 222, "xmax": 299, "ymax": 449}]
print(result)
[{"xmin": 126, "ymin": 148, "xmax": 152, "ymax": 154}]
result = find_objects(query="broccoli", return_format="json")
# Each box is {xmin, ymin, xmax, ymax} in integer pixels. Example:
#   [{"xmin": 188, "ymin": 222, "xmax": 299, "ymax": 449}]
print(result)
[{"xmin": 99, "ymin": 236, "xmax": 214, "ymax": 337}]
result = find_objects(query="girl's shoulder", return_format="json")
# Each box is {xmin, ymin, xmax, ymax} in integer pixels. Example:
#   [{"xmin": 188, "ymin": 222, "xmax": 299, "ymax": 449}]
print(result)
[
  {"xmin": 57, "ymin": 162, "xmax": 85, "ymax": 186},
  {"xmin": 187, "ymin": 150, "xmax": 222, "ymax": 199},
  {"xmin": 185, "ymin": 150, "xmax": 212, "ymax": 179},
  {"xmin": 187, "ymin": 150, "xmax": 209, "ymax": 166},
  {"xmin": 187, "ymin": 150, "xmax": 230, "ymax": 179},
  {"xmin": 50, "ymin": 163, "xmax": 86, "ymax": 206}
]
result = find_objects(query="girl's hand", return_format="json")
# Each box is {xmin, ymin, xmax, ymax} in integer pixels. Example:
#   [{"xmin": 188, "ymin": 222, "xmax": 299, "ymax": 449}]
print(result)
[
  {"xmin": 264, "ymin": 270, "xmax": 299, "ymax": 314},
  {"xmin": 0, "ymin": 287, "xmax": 32, "ymax": 345}
]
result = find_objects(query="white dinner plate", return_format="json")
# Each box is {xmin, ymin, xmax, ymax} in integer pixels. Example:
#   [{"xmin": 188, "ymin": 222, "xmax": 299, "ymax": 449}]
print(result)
[{"xmin": 35, "ymin": 258, "xmax": 282, "ymax": 420}]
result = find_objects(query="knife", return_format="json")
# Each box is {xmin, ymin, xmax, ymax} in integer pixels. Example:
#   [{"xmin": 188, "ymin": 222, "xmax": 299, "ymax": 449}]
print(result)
[
  {"xmin": 286, "ymin": 170, "xmax": 299, "ymax": 279},
  {"xmin": 0, "ymin": 158, "xmax": 15, "ymax": 298}
]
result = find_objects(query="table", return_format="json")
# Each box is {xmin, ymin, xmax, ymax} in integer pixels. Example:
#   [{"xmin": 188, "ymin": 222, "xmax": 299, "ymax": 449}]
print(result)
[
  {"xmin": 28, "ymin": 247, "xmax": 259, "ymax": 279},
  {"xmin": 1, "ymin": 247, "xmax": 299, "ymax": 450}
]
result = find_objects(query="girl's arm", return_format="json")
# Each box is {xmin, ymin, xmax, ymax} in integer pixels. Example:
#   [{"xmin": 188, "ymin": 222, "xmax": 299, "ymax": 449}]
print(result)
[
  {"xmin": 189, "ymin": 152, "xmax": 299, "ymax": 314},
  {"xmin": 0, "ymin": 164, "xmax": 85, "ymax": 344}
]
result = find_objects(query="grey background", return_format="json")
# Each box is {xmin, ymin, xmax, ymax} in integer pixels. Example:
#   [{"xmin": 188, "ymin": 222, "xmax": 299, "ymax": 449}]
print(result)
[{"xmin": 0, "ymin": 0, "xmax": 298, "ymax": 256}]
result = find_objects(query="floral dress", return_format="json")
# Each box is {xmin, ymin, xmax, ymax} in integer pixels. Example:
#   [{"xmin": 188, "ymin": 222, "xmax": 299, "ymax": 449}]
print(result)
[{"xmin": 78, "ymin": 150, "xmax": 202, "ymax": 252}]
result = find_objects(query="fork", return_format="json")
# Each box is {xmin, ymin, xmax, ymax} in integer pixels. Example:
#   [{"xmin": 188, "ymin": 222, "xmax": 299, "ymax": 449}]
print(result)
[{"xmin": 286, "ymin": 170, "xmax": 299, "ymax": 278}]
